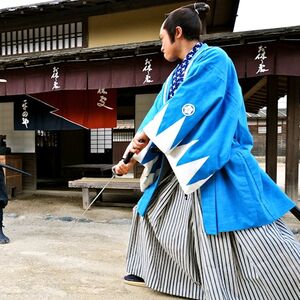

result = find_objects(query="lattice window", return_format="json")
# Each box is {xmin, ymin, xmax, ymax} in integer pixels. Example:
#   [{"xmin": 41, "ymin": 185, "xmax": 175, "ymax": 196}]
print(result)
[
  {"xmin": 0, "ymin": 21, "xmax": 83, "ymax": 56},
  {"xmin": 90, "ymin": 128, "xmax": 112, "ymax": 154},
  {"xmin": 113, "ymin": 130, "xmax": 134, "ymax": 142},
  {"xmin": 112, "ymin": 120, "xmax": 134, "ymax": 142}
]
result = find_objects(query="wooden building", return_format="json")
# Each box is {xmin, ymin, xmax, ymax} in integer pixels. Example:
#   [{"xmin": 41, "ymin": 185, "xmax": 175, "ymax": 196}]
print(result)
[
  {"xmin": 247, "ymin": 109, "xmax": 287, "ymax": 157},
  {"xmin": 0, "ymin": 0, "xmax": 298, "ymax": 201}
]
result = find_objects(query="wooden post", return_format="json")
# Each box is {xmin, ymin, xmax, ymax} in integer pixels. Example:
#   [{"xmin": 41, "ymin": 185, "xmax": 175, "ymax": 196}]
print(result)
[
  {"xmin": 285, "ymin": 76, "xmax": 300, "ymax": 201},
  {"xmin": 82, "ymin": 188, "xmax": 91, "ymax": 210},
  {"xmin": 266, "ymin": 76, "xmax": 278, "ymax": 182}
]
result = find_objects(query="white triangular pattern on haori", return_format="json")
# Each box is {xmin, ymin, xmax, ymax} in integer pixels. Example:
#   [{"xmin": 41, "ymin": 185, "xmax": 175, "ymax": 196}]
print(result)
[
  {"xmin": 151, "ymin": 117, "xmax": 186, "ymax": 153},
  {"xmin": 139, "ymin": 155, "xmax": 160, "ymax": 191},
  {"xmin": 133, "ymin": 141, "xmax": 153, "ymax": 163},
  {"xmin": 167, "ymin": 139, "xmax": 210, "ymax": 192},
  {"xmin": 141, "ymin": 153, "xmax": 159, "ymax": 176},
  {"xmin": 183, "ymin": 174, "xmax": 212, "ymax": 194},
  {"xmin": 143, "ymin": 104, "xmax": 169, "ymax": 142},
  {"xmin": 169, "ymin": 156, "xmax": 209, "ymax": 189},
  {"xmin": 168, "ymin": 140, "xmax": 199, "ymax": 164},
  {"xmin": 140, "ymin": 172, "xmax": 156, "ymax": 192}
]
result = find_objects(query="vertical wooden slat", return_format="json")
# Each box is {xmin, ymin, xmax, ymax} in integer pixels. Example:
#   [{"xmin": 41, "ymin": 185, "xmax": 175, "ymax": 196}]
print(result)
[
  {"xmin": 0, "ymin": 32, "xmax": 2, "ymax": 56},
  {"xmin": 82, "ymin": 19, "xmax": 88, "ymax": 48},
  {"xmin": 8, "ymin": 31, "xmax": 12, "ymax": 56},
  {"xmin": 285, "ymin": 76, "xmax": 300, "ymax": 201},
  {"xmin": 75, "ymin": 21, "xmax": 78, "ymax": 48},
  {"xmin": 266, "ymin": 76, "xmax": 278, "ymax": 182}
]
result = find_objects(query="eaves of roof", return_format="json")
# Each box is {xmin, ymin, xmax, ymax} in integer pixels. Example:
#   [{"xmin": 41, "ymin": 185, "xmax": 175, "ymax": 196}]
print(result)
[
  {"xmin": 203, "ymin": 25, "xmax": 300, "ymax": 47},
  {"xmin": 1, "ymin": 25, "xmax": 300, "ymax": 69}
]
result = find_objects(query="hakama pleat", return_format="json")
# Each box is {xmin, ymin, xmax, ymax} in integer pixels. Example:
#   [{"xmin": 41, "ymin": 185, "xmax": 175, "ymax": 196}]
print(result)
[{"xmin": 126, "ymin": 174, "xmax": 300, "ymax": 299}]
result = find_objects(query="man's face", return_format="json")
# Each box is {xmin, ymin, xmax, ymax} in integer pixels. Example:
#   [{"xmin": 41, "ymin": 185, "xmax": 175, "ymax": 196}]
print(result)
[{"xmin": 159, "ymin": 24, "xmax": 178, "ymax": 62}]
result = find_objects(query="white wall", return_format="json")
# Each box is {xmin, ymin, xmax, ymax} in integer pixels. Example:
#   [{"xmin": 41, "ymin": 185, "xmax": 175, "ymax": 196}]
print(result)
[
  {"xmin": 135, "ymin": 94, "xmax": 157, "ymax": 131},
  {"xmin": 0, "ymin": 103, "xmax": 35, "ymax": 153}
]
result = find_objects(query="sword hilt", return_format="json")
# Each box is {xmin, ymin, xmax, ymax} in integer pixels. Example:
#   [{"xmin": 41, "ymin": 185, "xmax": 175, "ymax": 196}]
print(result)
[
  {"xmin": 111, "ymin": 152, "xmax": 134, "ymax": 175},
  {"xmin": 122, "ymin": 139, "xmax": 145, "ymax": 164},
  {"xmin": 122, "ymin": 152, "xmax": 134, "ymax": 164},
  {"xmin": 112, "ymin": 139, "xmax": 146, "ymax": 175}
]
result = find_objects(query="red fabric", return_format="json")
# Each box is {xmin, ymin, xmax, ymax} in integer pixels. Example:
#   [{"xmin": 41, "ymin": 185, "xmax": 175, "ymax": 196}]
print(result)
[
  {"xmin": 64, "ymin": 65, "xmax": 88, "ymax": 90},
  {"xmin": 4, "ymin": 70, "xmax": 26, "ymax": 95},
  {"xmin": 0, "ymin": 57, "xmax": 162, "ymax": 96},
  {"xmin": 31, "ymin": 89, "xmax": 117, "ymax": 129},
  {"xmin": 88, "ymin": 61, "xmax": 112, "ymax": 89},
  {"xmin": 25, "ymin": 69, "xmax": 46, "ymax": 94},
  {"xmin": 111, "ymin": 58, "xmax": 136, "ymax": 88}
]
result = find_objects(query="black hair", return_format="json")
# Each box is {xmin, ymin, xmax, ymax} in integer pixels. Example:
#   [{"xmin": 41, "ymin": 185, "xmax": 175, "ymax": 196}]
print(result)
[{"xmin": 163, "ymin": 2, "xmax": 210, "ymax": 43}]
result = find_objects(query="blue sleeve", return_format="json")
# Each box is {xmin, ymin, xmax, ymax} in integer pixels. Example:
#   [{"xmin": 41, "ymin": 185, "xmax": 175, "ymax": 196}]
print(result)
[{"xmin": 142, "ymin": 48, "xmax": 244, "ymax": 190}]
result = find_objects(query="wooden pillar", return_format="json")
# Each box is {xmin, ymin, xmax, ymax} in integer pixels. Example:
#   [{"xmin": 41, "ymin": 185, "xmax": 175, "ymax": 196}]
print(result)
[
  {"xmin": 285, "ymin": 76, "xmax": 300, "ymax": 201},
  {"xmin": 82, "ymin": 188, "xmax": 91, "ymax": 210},
  {"xmin": 266, "ymin": 76, "xmax": 278, "ymax": 182}
]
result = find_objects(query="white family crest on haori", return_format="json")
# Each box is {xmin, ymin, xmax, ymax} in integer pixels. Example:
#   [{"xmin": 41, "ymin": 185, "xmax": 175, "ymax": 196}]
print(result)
[
  {"xmin": 182, "ymin": 104, "xmax": 195, "ymax": 116},
  {"xmin": 137, "ymin": 103, "xmax": 211, "ymax": 194}
]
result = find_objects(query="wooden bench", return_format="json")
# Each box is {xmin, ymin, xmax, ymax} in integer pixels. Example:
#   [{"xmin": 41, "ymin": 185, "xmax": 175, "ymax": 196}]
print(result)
[
  {"xmin": 68, "ymin": 177, "xmax": 141, "ymax": 209},
  {"xmin": 64, "ymin": 164, "xmax": 113, "ymax": 177}
]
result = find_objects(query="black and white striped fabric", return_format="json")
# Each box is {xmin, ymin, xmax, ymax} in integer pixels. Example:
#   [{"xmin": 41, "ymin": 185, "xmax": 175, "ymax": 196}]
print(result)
[{"xmin": 126, "ymin": 174, "xmax": 300, "ymax": 299}]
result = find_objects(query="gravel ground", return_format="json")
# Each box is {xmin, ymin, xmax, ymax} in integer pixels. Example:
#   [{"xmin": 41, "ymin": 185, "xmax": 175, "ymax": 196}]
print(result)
[
  {"xmin": 1, "ymin": 193, "xmax": 177, "ymax": 300},
  {"xmin": 1, "ymin": 190, "xmax": 299, "ymax": 300}
]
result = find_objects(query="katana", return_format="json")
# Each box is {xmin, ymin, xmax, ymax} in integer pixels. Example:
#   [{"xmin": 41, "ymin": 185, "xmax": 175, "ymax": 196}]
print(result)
[
  {"xmin": 74, "ymin": 151, "xmax": 135, "ymax": 221},
  {"xmin": 74, "ymin": 139, "xmax": 144, "ymax": 223},
  {"xmin": 78, "ymin": 174, "xmax": 115, "ymax": 218},
  {"xmin": 72, "ymin": 149, "xmax": 300, "ymax": 224},
  {"xmin": 0, "ymin": 163, "xmax": 31, "ymax": 176}
]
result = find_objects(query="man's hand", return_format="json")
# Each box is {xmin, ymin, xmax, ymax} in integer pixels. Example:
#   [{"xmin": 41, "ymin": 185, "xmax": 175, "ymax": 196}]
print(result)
[
  {"xmin": 113, "ymin": 159, "xmax": 135, "ymax": 176},
  {"xmin": 113, "ymin": 131, "xmax": 150, "ymax": 176},
  {"xmin": 130, "ymin": 132, "xmax": 149, "ymax": 154}
]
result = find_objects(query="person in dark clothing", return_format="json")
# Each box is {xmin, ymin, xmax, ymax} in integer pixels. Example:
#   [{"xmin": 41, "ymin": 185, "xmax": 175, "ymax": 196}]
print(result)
[{"xmin": 0, "ymin": 166, "xmax": 9, "ymax": 244}]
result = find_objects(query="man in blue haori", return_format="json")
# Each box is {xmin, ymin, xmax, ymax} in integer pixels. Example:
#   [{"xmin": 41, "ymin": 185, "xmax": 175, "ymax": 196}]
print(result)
[
  {"xmin": 133, "ymin": 42, "xmax": 295, "ymax": 234},
  {"xmin": 114, "ymin": 3, "xmax": 299, "ymax": 299}
]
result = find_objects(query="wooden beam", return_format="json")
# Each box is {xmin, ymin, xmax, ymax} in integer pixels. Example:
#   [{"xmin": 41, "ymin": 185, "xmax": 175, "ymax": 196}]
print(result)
[
  {"xmin": 266, "ymin": 76, "xmax": 278, "ymax": 181},
  {"xmin": 244, "ymin": 76, "xmax": 267, "ymax": 101},
  {"xmin": 285, "ymin": 76, "xmax": 300, "ymax": 201}
]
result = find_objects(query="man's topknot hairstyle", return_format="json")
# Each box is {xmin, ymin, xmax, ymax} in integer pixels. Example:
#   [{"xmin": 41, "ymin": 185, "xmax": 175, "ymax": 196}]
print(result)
[{"xmin": 163, "ymin": 2, "xmax": 210, "ymax": 43}]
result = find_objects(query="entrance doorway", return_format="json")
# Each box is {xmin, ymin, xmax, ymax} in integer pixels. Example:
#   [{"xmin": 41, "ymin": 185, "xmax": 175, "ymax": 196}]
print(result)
[{"xmin": 36, "ymin": 130, "xmax": 61, "ymax": 188}]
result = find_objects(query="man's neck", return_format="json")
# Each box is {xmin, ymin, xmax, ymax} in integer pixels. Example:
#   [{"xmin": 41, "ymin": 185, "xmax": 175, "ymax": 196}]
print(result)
[{"xmin": 178, "ymin": 40, "xmax": 199, "ymax": 60}]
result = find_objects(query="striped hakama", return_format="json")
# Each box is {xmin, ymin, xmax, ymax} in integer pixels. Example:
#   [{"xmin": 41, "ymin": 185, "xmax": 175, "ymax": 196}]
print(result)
[{"xmin": 126, "ymin": 173, "xmax": 300, "ymax": 299}]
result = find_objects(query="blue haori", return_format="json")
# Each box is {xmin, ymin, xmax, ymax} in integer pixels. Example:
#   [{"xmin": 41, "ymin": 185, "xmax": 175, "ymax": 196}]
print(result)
[{"xmin": 133, "ymin": 43, "xmax": 295, "ymax": 235}]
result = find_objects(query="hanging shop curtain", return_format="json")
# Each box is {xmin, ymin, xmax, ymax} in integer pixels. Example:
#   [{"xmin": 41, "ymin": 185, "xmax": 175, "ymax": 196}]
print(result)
[{"xmin": 14, "ymin": 89, "xmax": 117, "ymax": 130}]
